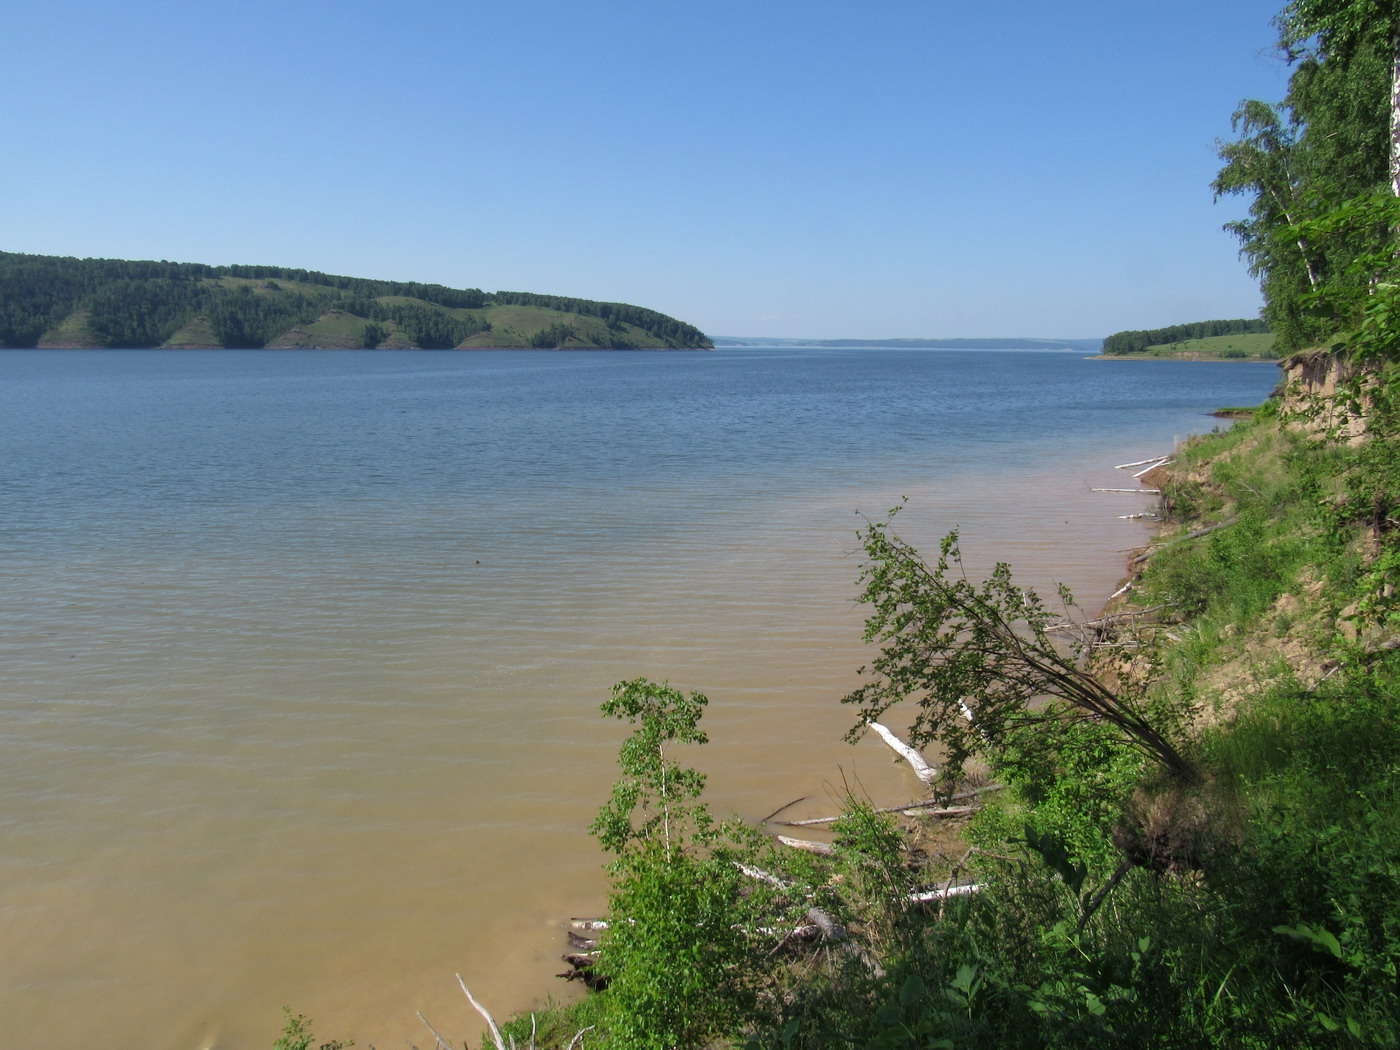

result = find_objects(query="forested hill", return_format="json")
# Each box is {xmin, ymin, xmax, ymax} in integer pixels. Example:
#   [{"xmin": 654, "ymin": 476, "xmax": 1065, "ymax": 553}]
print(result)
[
  {"xmin": 1102, "ymin": 318, "xmax": 1269, "ymax": 356},
  {"xmin": 0, "ymin": 252, "xmax": 712, "ymax": 350}
]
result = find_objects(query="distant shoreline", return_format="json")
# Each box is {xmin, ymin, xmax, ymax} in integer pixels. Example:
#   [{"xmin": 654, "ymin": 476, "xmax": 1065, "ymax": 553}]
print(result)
[{"xmin": 1085, "ymin": 354, "xmax": 1278, "ymax": 364}]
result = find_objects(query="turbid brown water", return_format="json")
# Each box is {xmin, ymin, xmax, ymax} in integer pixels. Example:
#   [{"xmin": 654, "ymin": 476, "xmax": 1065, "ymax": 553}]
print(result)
[{"xmin": 0, "ymin": 349, "xmax": 1279, "ymax": 1047}]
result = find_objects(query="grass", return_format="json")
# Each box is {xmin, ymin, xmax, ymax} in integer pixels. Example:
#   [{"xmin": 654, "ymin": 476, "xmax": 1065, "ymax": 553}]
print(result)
[
  {"xmin": 162, "ymin": 316, "xmax": 221, "ymax": 347},
  {"xmin": 1144, "ymin": 332, "xmax": 1277, "ymax": 360},
  {"xmin": 38, "ymin": 309, "xmax": 103, "ymax": 347},
  {"xmin": 266, "ymin": 309, "xmax": 373, "ymax": 348}
]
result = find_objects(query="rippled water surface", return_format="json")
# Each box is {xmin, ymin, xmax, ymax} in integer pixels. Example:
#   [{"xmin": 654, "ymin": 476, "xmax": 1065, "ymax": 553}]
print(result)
[{"xmin": 0, "ymin": 348, "xmax": 1278, "ymax": 1048}]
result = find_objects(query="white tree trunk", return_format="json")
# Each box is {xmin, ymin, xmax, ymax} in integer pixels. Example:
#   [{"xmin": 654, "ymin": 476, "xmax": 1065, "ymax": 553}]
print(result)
[
  {"xmin": 1392, "ymin": 26, "xmax": 1400, "ymax": 197},
  {"xmin": 867, "ymin": 720, "xmax": 937, "ymax": 784}
]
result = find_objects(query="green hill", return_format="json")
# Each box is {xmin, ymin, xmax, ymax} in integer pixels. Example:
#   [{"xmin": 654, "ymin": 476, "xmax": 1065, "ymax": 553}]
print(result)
[
  {"xmin": 1100, "ymin": 318, "xmax": 1272, "ymax": 359},
  {"xmin": 1142, "ymin": 331, "xmax": 1276, "ymax": 359},
  {"xmin": 0, "ymin": 251, "xmax": 711, "ymax": 350}
]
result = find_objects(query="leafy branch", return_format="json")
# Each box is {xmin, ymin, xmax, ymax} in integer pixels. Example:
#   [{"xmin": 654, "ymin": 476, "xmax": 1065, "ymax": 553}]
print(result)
[{"xmin": 842, "ymin": 510, "xmax": 1197, "ymax": 784}]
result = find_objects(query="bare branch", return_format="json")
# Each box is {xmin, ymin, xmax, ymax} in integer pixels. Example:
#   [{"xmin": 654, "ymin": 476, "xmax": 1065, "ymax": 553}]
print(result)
[{"xmin": 457, "ymin": 974, "xmax": 508, "ymax": 1050}]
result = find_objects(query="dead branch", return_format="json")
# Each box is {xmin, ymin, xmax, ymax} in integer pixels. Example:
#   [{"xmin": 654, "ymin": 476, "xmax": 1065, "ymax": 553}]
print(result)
[
  {"xmin": 1132, "ymin": 459, "xmax": 1173, "ymax": 478},
  {"xmin": 458, "ymin": 974, "xmax": 508, "ymax": 1050},
  {"xmin": 908, "ymin": 883, "xmax": 981, "ymax": 903},
  {"xmin": 417, "ymin": 1010, "xmax": 456, "ymax": 1050},
  {"xmin": 1046, "ymin": 603, "xmax": 1180, "ymax": 633},
  {"xmin": 735, "ymin": 862, "xmax": 793, "ymax": 888},
  {"xmin": 757, "ymin": 795, "xmax": 809, "ymax": 824},
  {"xmin": 806, "ymin": 906, "xmax": 886, "ymax": 977},
  {"xmin": 777, "ymin": 835, "xmax": 835, "ymax": 855},
  {"xmin": 776, "ymin": 793, "xmax": 996, "ymax": 827},
  {"xmin": 867, "ymin": 721, "xmax": 937, "ymax": 784},
  {"xmin": 1130, "ymin": 519, "xmax": 1237, "ymax": 566}
]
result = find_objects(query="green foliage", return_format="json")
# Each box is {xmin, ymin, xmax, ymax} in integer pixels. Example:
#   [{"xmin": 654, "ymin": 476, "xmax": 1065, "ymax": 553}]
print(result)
[
  {"xmin": 1102, "ymin": 318, "xmax": 1270, "ymax": 357},
  {"xmin": 0, "ymin": 251, "xmax": 711, "ymax": 349},
  {"xmin": 1214, "ymin": 0, "xmax": 1394, "ymax": 353},
  {"xmin": 843, "ymin": 508, "xmax": 1195, "ymax": 781},
  {"xmin": 590, "ymin": 678, "xmax": 711, "ymax": 857},
  {"xmin": 588, "ymin": 679, "xmax": 771, "ymax": 1050},
  {"xmin": 272, "ymin": 1007, "xmax": 351, "ymax": 1050}
]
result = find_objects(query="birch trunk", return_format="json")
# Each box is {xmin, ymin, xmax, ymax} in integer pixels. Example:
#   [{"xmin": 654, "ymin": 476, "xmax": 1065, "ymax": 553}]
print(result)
[{"xmin": 1392, "ymin": 25, "xmax": 1400, "ymax": 197}]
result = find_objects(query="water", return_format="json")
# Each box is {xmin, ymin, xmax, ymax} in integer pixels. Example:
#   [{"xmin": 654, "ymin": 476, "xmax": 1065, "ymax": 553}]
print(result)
[{"xmin": 0, "ymin": 348, "xmax": 1277, "ymax": 1048}]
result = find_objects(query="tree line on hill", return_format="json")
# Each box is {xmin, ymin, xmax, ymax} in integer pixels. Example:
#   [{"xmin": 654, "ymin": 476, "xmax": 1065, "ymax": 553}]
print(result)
[
  {"xmin": 1101, "ymin": 318, "xmax": 1271, "ymax": 356},
  {"xmin": 0, "ymin": 252, "xmax": 710, "ymax": 349}
]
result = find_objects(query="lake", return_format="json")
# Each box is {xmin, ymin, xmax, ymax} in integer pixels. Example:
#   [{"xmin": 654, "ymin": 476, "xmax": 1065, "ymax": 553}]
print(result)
[{"xmin": 0, "ymin": 348, "xmax": 1278, "ymax": 1048}]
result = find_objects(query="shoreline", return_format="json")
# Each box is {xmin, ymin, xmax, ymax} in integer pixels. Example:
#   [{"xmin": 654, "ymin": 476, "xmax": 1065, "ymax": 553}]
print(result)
[{"xmin": 1085, "ymin": 354, "xmax": 1277, "ymax": 363}]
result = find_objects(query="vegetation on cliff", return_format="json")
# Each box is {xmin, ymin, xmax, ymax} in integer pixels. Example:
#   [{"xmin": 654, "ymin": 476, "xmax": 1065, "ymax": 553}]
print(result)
[{"xmin": 0, "ymin": 252, "xmax": 712, "ymax": 350}]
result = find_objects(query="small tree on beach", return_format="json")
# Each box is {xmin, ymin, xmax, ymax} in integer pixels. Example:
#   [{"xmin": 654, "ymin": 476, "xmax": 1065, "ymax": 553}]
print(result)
[
  {"xmin": 842, "ymin": 508, "xmax": 1198, "ymax": 784},
  {"xmin": 589, "ymin": 678, "xmax": 767, "ymax": 1049}
]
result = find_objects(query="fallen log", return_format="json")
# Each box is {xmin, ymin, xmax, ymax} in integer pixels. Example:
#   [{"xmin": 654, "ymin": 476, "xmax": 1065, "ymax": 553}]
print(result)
[
  {"xmin": 1130, "ymin": 519, "xmax": 1237, "ymax": 566},
  {"xmin": 908, "ymin": 883, "xmax": 981, "ymax": 903},
  {"xmin": 777, "ymin": 835, "xmax": 835, "ymax": 855},
  {"xmin": 570, "ymin": 917, "xmax": 609, "ymax": 932},
  {"xmin": 1133, "ymin": 459, "xmax": 1172, "ymax": 478},
  {"xmin": 1115, "ymin": 455, "xmax": 1171, "ymax": 469},
  {"xmin": 1046, "ymin": 603, "xmax": 1180, "ymax": 633},
  {"xmin": 1092, "ymin": 487, "xmax": 1162, "ymax": 494},
  {"xmin": 736, "ymin": 862, "xmax": 792, "ymax": 888},
  {"xmin": 806, "ymin": 906, "xmax": 885, "ymax": 977},
  {"xmin": 778, "ymin": 795, "xmax": 996, "ymax": 828},
  {"xmin": 868, "ymin": 721, "xmax": 937, "ymax": 784},
  {"xmin": 777, "ymin": 803, "xmax": 979, "ymax": 828}
]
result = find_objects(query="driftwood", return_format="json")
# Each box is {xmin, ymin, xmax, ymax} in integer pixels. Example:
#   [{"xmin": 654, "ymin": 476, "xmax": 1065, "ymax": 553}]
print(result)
[
  {"xmin": 1130, "ymin": 519, "xmax": 1237, "ymax": 566},
  {"xmin": 417, "ymin": 1010, "xmax": 455, "ymax": 1050},
  {"xmin": 777, "ymin": 835, "xmax": 835, "ymax": 855},
  {"xmin": 457, "ymin": 975, "xmax": 510, "ymax": 1050},
  {"xmin": 908, "ymin": 883, "xmax": 981, "ymax": 903},
  {"xmin": 1046, "ymin": 603, "xmax": 1179, "ymax": 633},
  {"xmin": 433, "ymin": 978, "xmax": 594, "ymax": 1050},
  {"xmin": 737, "ymin": 862, "xmax": 792, "ymax": 888},
  {"xmin": 806, "ymin": 906, "xmax": 886, "ymax": 977},
  {"xmin": 570, "ymin": 917, "xmax": 609, "ymax": 932},
  {"xmin": 775, "ymin": 789, "xmax": 1001, "ymax": 828},
  {"xmin": 757, "ymin": 795, "xmax": 809, "ymax": 824},
  {"xmin": 1092, "ymin": 487, "xmax": 1162, "ymax": 494},
  {"xmin": 868, "ymin": 721, "xmax": 937, "ymax": 784},
  {"xmin": 738, "ymin": 861, "xmax": 980, "ymax": 908},
  {"xmin": 1115, "ymin": 455, "xmax": 1171, "ymax": 469},
  {"xmin": 1132, "ymin": 459, "xmax": 1173, "ymax": 478}
]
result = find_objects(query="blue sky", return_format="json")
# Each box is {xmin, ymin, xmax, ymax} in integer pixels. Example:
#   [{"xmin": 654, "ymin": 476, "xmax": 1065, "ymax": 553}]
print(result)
[{"xmin": 2, "ymin": 0, "xmax": 1293, "ymax": 339}]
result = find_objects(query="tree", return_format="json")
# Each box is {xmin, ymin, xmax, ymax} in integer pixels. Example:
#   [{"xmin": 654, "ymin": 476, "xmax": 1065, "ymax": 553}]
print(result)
[
  {"xmin": 842, "ymin": 511, "xmax": 1197, "ymax": 784},
  {"xmin": 1277, "ymin": 0, "xmax": 1400, "ymax": 196},
  {"xmin": 588, "ymin": 679, "xmax": 766, "ymax": 1049}
]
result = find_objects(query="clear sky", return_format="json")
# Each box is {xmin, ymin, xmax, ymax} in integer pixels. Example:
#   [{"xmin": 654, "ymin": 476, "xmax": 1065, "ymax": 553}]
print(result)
[{"xmin": 2, "ymin": 0, "xmax": 1294, "ymax": 340}]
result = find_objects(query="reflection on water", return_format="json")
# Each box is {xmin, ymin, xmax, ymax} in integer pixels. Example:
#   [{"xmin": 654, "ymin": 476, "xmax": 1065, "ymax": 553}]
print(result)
[{"xmin": 0, "ymin": 349, "xmax": 1278, "ymax": 1048}]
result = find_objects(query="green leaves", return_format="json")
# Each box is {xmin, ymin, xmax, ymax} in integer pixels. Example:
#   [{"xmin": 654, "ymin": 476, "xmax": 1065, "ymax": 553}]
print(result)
[
  {"xmin": 590, "ymin": 678, "xmax": 711, "ymax": 857},
  {"xmin": 590, "ymin": 679, "xmax": 770, "ymax": 1049},
  {"xmin": 843, "ymin": 515, "xmax": 1196, "ymax": 784}
]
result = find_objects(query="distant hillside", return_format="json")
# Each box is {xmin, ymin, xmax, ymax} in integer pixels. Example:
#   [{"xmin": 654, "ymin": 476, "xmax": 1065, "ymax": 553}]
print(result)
[
  {"xmin": 1101, "ymin": 318, "xmax": 1270, "ymax": 358},
  {"xmin": 0, "ymin": 252, "xmax": 712, "ymax": 350},
  {"xmin": 712, "ymin": 336, "xmax": 1102, "ymax": 352}
]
